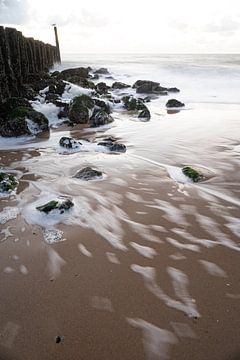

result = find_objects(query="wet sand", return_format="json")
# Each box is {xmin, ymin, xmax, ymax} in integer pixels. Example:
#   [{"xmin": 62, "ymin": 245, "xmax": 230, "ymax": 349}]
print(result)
[{"xmin": 1, "ymin": 101, "xmax": 240, "ymax": 360}]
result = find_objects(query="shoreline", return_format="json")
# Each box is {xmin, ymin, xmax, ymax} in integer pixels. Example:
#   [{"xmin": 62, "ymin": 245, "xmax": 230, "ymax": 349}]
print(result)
[{"xmin": 0, "ymin": 60, "xmax": 240, "ymax": 359}]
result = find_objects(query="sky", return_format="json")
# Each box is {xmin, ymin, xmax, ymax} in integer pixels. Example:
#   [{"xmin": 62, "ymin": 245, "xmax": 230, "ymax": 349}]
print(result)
[{"xmin": 0, "ymin": 0, "xmax": 240, "ymax": 54}]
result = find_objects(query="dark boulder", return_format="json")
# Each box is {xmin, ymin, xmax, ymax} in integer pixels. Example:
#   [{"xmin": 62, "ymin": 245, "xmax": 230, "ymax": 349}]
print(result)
[
  {"xmin": 0, "ymin": 97, "xmax": 32, "ymax": 119},
  {"xmin": 0, "ymin": 172, "xmax": 18, "ymax": 193},
  {"xmin": 58, "ymin": 67, "xmax": 89, "ymax": 81},
  {"xmin": 90, "ymin": 109, "xmax": 114, "ymax": 127},
  {"xmin": 91, "ymin": 74, "xmax": 100, "ymax": 80},
  {"xmin": 112, "ymin": 82, "xmax": 131, "ymax": 90},
  {"xmin": 122, "ymin": 96, "xmax": 146, "ymax": 111},
  {"xmin": 94, "ymin": 68, "xmax": 110, "ymax": 75},
  {"xmin": 26, "ymin": 110, "xmax": 49, "ymax": 133},
  {"xmin": 45, "ymin": 93, "xmax": 60, "ymax": 103},
  {"xmin": 59, "ymin": 137, "xmax": 82, "ymax": 149},
  {"xmin": 166, "ymin": 99, "xmax": 185, "ymax": 108},
  {"xmin": 138, "ymin": 107, "xmax": 151, "ymax": 121},
  {"xmin": 51, "ymin": 71, "xmax": 60, "ymax": 77},
  {"xmin": 65, "ymin": 76, "xmax": 95, "ymax": 89},
  {"xmin": 36, "ymin": 199, "xmax": 74, "ymax": 214},
  {"xmin": 95, "ymin": 82, "xmax": 110, "ymax": 95},
  {"xmin": 74, "ymin": 167, "xmax": 103, "ymax": 180},
  {"xmin": 167, "ymin": 87, "xmax": 180, "ymax": 93},
  {"xmin": 94, "ymin": 99, "xmax": 111, "ymax": 114},
  {"xmin": 97, "ymin": 141, "xmax": 126, "ymax": 153},
  {"xmin": 133, "ymin": 80, "xmax": 160, "ymax": 93},
  {"xmin": 0, "ymin": 107, "xmax": 49, "ymax": 137},
  {"xmin": 69, "ymin": 94, "xmax": 94, "ymax": 124},
  {"xmin": 133, "ymin": 80, "xmax": 170, "ymax": 94}
]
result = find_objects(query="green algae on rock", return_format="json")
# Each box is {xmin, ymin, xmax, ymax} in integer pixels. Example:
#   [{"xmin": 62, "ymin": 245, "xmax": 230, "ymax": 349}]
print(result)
[
  {"xmin": 182, "ymin": 166, "xmax": 204, "ymax": 182},
  {"xmin": 74, "ymin": 167, "xmax": 103, "ymax": 181},
  {"xmin": 36, "ymin": 199, "xmax": 74, "ymax": 214}
]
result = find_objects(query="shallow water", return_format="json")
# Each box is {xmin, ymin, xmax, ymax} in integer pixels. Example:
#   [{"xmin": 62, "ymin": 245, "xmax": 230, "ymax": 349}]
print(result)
[{"xmin": 0, "ymin": 54, "xmax": 240, "ymax": 360}]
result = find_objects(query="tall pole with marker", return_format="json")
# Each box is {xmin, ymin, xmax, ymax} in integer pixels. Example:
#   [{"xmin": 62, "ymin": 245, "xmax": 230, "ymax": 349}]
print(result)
[{"xmin": 52, "ymin": 24, "xmax": 61, "ymax": 64}]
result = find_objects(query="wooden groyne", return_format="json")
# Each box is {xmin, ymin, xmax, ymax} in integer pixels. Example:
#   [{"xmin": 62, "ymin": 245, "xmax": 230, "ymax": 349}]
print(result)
[{"xmin": 0, "ymin": 27, "xmax": 60, "ymax": 102}]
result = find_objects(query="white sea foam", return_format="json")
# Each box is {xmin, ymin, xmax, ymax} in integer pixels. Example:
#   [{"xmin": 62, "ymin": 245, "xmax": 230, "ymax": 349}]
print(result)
[
  {"xmin": 198, "ymin": 260, "xmax": 227, "ymax": 278},
  {"xmin": 127, "ymin": 318, "xmax": 178, "ymax": 360},
  {"xmin": 130, "ymin": 242, "xmax": 157, "ymax": 259},
  {"xmin": 78, "ymin": 243, "xmax": 92, "ymax": 257},
  {"xmin": 31, "ymin": 101, "xmax": 62, "ymax": 127},
  {"xmin": 0, "ymin": 207, "xmax": 19, "ymax": 224},
  {"xmin": 19, "ymin": 265, "xmax": 28, "ymax": 275},
  {"xmin": 47, "ymin": 248, "xmax": 66, "ymax": 278},
  {"xmin": 131, "ymin": 264, "xmax": 200, "ymax": 317},
  {"xmin": 106, "ymin": 252, "xmax": 120, "ymax": 264},
  {"xmin": 43, "ymin": 228, "xmax": 65, "ymax": 244}
]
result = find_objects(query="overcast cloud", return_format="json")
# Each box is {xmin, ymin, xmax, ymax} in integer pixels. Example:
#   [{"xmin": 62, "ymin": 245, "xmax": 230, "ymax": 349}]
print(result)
[{"xmin": 0, "ymin": 0, "xmax": 240, "ymax": 53}]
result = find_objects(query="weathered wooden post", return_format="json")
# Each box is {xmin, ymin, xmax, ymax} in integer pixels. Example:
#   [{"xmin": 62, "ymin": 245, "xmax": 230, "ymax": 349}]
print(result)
[{"xmin": 52, "ymin": 24, "xmax": 61, "ymax": 64}]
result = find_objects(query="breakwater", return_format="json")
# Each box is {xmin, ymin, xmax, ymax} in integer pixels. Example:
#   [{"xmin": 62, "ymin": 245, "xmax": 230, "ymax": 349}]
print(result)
[{"xmin": 0, "ymin": 26, "xmax": 59, "ymax": 102}]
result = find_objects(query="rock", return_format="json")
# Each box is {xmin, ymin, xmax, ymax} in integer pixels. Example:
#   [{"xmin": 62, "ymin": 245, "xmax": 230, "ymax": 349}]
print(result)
[
  {"xmin": 158, "ymin": 91, "xmax": 168, "ymax": 96},
  {"xmin": 132, "ymin": 80, "xmax": 170, "ymax": 94},
  {"xmin": 166, "ymin": 99, "xmax": 185, "ymax": 108},
  {"xmin": 45, "ymin": 93, "xmax": 60, "ymax": 103},
  {"xmin": 133, "ymin": 80, "xmax": 160, "ymax": 93},
  {"xmin": 138, "ymin": 107, "xmax": 151, "ymax": 121},
  {"xmin": 0, "ymin": 97, "xmax": 32, "ymax": 119},
  {"xmin": 90, "ymin": 109, "xmax": 114, "ymax": 127},
  {"xmin": 36, "ymin": 199, "xmax": 74, "ymax": 214},
  {"xmin": 97, "ymin": 141, "xmax": 126, "ymax": 153},
  {"xmin": 20, "ymin": 85, "xmax": 38, "ymax": 101},
  {"xmin": 95, "ymin": 82, "xmax": 110, "ymax": 95},
  {"xmin": 74, "ymin": 167, "xmax": 103, "ymax": 180},
  {"xmin": 59, "ymin": 137, "xmax": 82, "ymax": 149},
  {"xmin": 0, "ymin": 107, "xmax": 49, "ymax": 137},
  {"xmin": 122, "ymin": 96, "xmax": 146, "ymax": 111},
  {"xmin": 112, "ymin": 82, "xmax": 131, "ymax": 90},
  {"xmin": 167, "ymin": 87, "xmax": 180, "ymax": 93},
  {"xmin": 58, "ymin": 67, "xmax": 89, "ymax": 81},
  {"xmin": 69, "ymin": 94, "xmax": 94, "ymax": 124},
  {"xmin": 26, "ymin": 111, "xmax": 49, "ymax": 133},
  {"xmin": 57, "ymin": 104, "xmax": 69, "ymax": 118},
  {"xmin": 51, "ymin": 71, "xmax": 60, "ymax": 77},
  {"xmin": 91, "ymin": 74, "xmax": 99, "ymax": 80},
  {"xmin": 182, "ymin": 166, "xmax": 203, "ymax": 182},
  {"xmin": 65, "ymin": 76, "xmax": 95, "ymax": 89},
  {"xmin": 0, "ymin": 172, "xmax": 18, "ymax": 192},
  {"xmin": 94, "ymin": 68, "xmax": 110, "ymax": 75},
  {"xmin": 55, "ymin": 336, "xmax": 62, "ymax": 344},
  {"xmin": 94, "ymin": 99, "xmax": 111, "ymax": 114}
]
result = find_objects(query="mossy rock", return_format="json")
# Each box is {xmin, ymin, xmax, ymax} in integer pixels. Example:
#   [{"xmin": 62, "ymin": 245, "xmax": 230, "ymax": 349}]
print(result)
[
  {"xmin": 0, "ymin": 172, "xmax": 18, "ymax": 192},
  {"xmin": 69, "ymin": 94, "xmax": 95, "ymax": 124},
  {"xmin": 122, "ymin": 96, "xmax": 146, "ymax": 111},
  {"xmin": 138, "ymin": 107, "xmax": 151, "ymax": 121},
  {"xmin": 36, "ymin": 199, "xmax": 74, "ymax": 214},
  {"xmin": 74, "ymin": 167, "xmax": 103, "ymax": 180},
  {"xmin": 90, "ymin": 109, "xmax": 114, "ymax": 127},
  {"xmin": 0, "ymin": 98, "xmax": 32, "ymax": 120},
  {"xmin": 182, "ymin": 166, "xmax": 203, "ymax": 182},
  {"xmin": 8, "ymin": 106, "xmax": 33, "ymax": 119}
]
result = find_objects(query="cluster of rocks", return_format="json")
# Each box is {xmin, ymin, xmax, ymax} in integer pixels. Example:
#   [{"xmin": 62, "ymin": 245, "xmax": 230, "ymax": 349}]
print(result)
[
  {"xmin": 0, "ymin": 97, "xmax": 49, "ymax": 137},
  {"xmin": 59, "ymin": 136, "xmax": 127, "ymax": 153},
  {"xmin": 0, "ymin": 63, "xmax": 187, "ymax": 137}
]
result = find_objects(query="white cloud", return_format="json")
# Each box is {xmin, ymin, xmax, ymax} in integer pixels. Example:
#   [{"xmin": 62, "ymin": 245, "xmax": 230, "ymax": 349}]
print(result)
[{"xmin": 1, "ymin": 0, "xmax": 240, "ymax": 53}]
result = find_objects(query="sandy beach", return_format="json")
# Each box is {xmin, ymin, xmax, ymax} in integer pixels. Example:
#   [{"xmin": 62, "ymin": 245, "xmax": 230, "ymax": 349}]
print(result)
[{"xmin": 1, "ymin": 54, "xmax": 240, "ymax": 360}]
